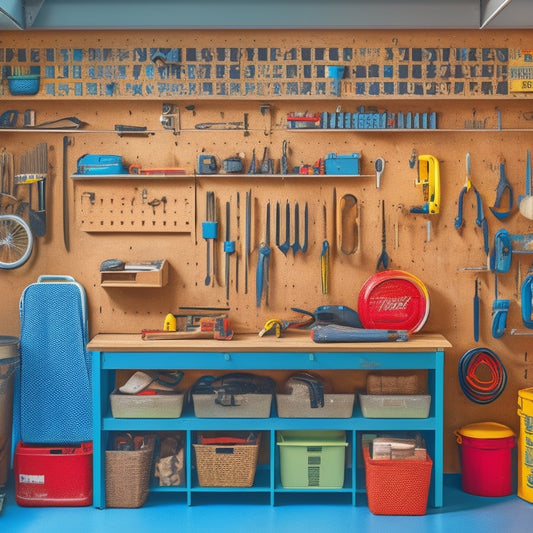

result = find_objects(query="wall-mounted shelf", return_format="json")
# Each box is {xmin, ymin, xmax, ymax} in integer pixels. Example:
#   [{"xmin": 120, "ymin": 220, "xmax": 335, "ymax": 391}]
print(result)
[{"xmin": 100, "ymin": 260, "xmax": 169, "ymax": 288}]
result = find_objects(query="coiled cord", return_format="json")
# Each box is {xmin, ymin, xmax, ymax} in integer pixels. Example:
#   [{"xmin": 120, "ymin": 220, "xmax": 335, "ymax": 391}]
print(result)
[{"xmin": 458, "ymin": 347, "xmax": 507, "ymax": 404}]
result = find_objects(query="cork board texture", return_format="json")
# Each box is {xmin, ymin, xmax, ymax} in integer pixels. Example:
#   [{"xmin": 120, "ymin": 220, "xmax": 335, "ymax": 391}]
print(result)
[{"xmin": 2, "ymin": 29, "xmax": 533, "ymax": 474}]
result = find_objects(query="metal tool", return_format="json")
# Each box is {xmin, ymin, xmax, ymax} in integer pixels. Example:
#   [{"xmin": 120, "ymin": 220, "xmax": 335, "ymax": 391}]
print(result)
[
  {"xmin": 247, "ymin": 149, "xmax": 256, "ymax": 174},
  {"xmin": 320, "ymin": 204, "xmax": 329, "ymax": 294},
  {"xmin": 376, "ymin": 200, "xmax": 389, "ymax": 271},
  {"xmin": 195, "ymin": 121, "xmax": 244, "ymax": 130},
  {"xmin": 489, "ymin": 157, "xmax": 513, "ymax": 220},
  {"xmin": 63, "ymin": 136, "xmax": 72, "ymax": 251},
  {"xmin": 375, "ymin": 157, "xmax": 385, "ymax": 188},
  {"xmin": 455, "ymin": 153, "xmax": 489, "ymax": 255},
  {"xmin": 256, "ymin": 202, "xmax": 271, "ymax": 307},
  {"xmin": 410, "ymin": 154, "xmax": 440, "ymax": 214},
  {"xmin": 281, "ymin": 140, "xmax": 288, "ymax": 175},
  {"xmin": 473, "ymin": 278, "xmax": 480, "ymax": 341},
  {"xmin": 519, "ymin": 149, "xmax": 533, "ymax": 220},
  {"xmin": 202, "ymin": 191, "xmax": 217, "ymax": 286},
  {"xmin": 223, "ymin": 201, "xmax": 235, "ymax": 301},
  {"xmin": 277, "ymin": 201, "xmax": 291, "ymax": 255},
  {"xmin": 260, "ymin": 146, "xmax": 273, "ymax": 174},
  {"xmin": 291, "ymin": 202, "xmax": 302, "ymax": 256},
  {"xmin": 244, "ymin": 189, "xmax": 251, "ymax": 293}
]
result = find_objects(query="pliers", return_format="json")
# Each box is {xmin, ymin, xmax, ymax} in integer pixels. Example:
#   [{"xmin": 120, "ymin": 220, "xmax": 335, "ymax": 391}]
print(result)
[
  {"xmin": 455, "ymin": 153, "xmax": 489, "ymax": 254},
  {"xmin": 258, "ymin": 313, "xmax": 315, "ymax": 337}
]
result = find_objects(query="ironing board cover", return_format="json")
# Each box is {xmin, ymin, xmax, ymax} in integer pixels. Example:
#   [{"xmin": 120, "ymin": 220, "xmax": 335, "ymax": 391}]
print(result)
[{"xmin": 18, "ymin": 275, "xmax": 92, "ymax": 444}]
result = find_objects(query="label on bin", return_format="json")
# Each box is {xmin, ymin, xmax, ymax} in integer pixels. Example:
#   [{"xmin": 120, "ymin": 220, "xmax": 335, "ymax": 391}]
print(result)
[{"xmin": 19, "ymin": 474, "xmax": 44, "ymax": 484}]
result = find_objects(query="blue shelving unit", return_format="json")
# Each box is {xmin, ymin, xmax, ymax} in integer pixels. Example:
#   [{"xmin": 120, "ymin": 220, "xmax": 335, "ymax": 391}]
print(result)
[{"xmin": 89, "ymin": 333, "xmax": 450, "ymax": 509}]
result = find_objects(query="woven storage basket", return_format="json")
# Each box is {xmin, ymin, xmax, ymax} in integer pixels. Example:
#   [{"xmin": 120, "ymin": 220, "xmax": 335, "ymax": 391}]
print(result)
[
  {"xmin": 105, "ymin": 445, "xmax": 154, "ymax": 508},
  {"xmin": 194, "ymin": 438, "xmax": 260, "ymax": 487},
  {"xmin": 363, "ymin": 447, "xmax": 432, "ymax": 515}
]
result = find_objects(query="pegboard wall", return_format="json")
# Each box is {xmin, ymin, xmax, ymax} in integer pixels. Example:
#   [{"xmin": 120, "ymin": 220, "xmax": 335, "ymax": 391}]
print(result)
[{"xmin": 3, "ymin": 29, "xmax": 533, "ymax": 473}]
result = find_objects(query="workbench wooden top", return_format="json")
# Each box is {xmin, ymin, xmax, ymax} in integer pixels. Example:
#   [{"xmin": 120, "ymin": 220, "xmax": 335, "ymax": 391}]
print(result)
[{"xmin": 87, "ymin": 331, "xmax": 451, "ymax": 353}]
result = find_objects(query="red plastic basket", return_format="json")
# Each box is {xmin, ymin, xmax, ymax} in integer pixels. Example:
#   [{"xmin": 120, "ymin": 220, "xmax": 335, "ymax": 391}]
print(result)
[{"xmin": 364, "ymin": 447, "xmax": 432, "ymax": 515}]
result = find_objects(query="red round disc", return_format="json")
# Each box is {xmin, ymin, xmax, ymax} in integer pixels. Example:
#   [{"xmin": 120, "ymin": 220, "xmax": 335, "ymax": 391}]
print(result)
[{"xmin": 357, "ymin": 270, "xmax": 430, "ymax": 333}]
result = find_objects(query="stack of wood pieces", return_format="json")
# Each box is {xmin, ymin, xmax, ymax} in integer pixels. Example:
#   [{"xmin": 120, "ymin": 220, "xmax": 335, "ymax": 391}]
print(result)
[{"xmin": 370, "ymin": 433, "xmax": 426, "ymax": 461}]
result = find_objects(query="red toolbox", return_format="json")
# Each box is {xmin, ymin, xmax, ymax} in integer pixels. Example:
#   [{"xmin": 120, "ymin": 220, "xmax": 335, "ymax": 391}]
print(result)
[{"xmin": 14, "ymin": 441, "xmax": 93, "ymax": 506}]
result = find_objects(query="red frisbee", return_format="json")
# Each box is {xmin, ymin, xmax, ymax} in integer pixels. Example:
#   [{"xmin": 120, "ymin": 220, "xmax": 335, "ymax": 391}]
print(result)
[{"xmin": 357, "ymin": 270, "xmax": 430, "ymax": 333}]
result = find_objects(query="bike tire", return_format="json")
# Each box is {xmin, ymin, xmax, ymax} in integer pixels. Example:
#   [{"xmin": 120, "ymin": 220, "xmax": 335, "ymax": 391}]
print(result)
[{"xmin": 0, "ymin": 215, "xmax": 33, "ymax": 269}]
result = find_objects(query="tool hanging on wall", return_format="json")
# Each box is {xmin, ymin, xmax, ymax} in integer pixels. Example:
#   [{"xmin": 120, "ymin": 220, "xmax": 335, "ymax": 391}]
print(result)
[
  {"xmin": 520, "ymin": 265, "xmax": 533, "ymax": 328},
  {"xmin": 291, "ymin": 202, "xmax": 308, "ymax": 256},
  {"xmin": 320, "ymin": 204, "xmax": 329, "ymax": 294},
  {"xmin": 455, "ymin": 153, "xmax": 489, "ymax": 255},
  {"xmin": 276, "ymin": 201, "xmax": 291, "ymax": 255},
  {"xmin": 518, "ymin": 149, "xmax": 533, "ymax": 220},
  {"xmin": 256, "ymin": 202, "xmax": 271, "ymax": 307},
  {"xmin": 489, "ymin": 156, "xmax": 513, "ymax": 220},
  {"xmin": 410, "ymin": 154, "xmax": 440, "ymax": 215},
  {"xmin": 375, "ymin": 157, "xmax": 385, "ymax": 188},
  {"xmin": 62, "ymin": 136, "xmax": 72, "ymax": 252},
  {"xmin": 223, "ymin": 201, "xmax": 235, "ymax": 301},
  {"xmin": 376, "ymin": 200, "xmax": 389, "ymax": 271},
  {"xmin": 473, "ymin": 278, "xmax": 480, "ymax": 342},
  {"xmin": 202, "ymin": 191, "xmax": 217, "ymax": 287},
  {"xmin": 244, "ymin": 189, "xmax": 251, "ymax": 294},
  {"xmin": 337, "ymin": 194, "xmax": 359, "ymax": 255},
  {"xmin": 14, "ymin": 142, "xmax": 48, "ymax": 237},
  {"xmin": 458, "ymin": 347, "xmax": 507, "ymax": 404},
  {"xmin": 492, "ymin": 274, "xmax": 510, "ymax": 338}
]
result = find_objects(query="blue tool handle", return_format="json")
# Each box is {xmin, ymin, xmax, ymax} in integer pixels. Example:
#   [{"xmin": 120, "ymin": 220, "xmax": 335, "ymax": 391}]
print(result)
[
  {"xmin": 410, "ymin": 205, "xmax": 429, "ymax": 214},
  {"xmin": 491, "ymin": 301, "xmax": 510, "ymax": 338},
  {"xmin": 311, "ymin": 325, "xmax": 408, "ymax": 343},
  {"xmin": 202, "ymin": 221, "xmax": 218, "ymax": 239},
  {"xmin": 521, "ymin": 275, "xmax": 533, "ymax": 328},
  {"xmin": 455, "ymin": 189, "xmax": 465, "ymax": 228},
  {"xmin": 224, "ymin": 241, "xmax": 235, "ymax": 253}
]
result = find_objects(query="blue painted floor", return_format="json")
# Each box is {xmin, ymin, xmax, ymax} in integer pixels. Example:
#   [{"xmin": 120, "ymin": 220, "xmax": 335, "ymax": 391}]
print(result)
[{"xmin": 1, "ymin": 475, "xmax": 531, "ymax": 533}]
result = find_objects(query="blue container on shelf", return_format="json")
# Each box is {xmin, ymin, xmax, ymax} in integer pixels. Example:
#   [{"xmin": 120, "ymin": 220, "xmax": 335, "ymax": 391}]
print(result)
[
  {"xmin": 325, "ymin": 152, "xmax": 360, "ymax": 175},
  {"xmin": 7, "ymin": 75, "xmax": 40, "ymax": 96}
]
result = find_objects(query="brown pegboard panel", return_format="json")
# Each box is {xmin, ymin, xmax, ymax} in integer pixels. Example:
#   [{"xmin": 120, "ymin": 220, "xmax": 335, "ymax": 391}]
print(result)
[{"xmin": 73, "ymin": 178, "xmax": 193, "ymax": 233}]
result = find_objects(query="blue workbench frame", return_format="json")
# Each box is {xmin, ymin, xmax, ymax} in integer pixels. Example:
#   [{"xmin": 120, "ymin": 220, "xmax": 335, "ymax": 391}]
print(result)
[{"xmin": 89, "ymin": 333, "xmax": 448, "ymax": 509}]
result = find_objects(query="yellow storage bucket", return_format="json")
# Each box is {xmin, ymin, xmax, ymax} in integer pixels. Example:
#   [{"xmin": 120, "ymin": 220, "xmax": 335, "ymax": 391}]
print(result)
[{"xmin": 517, "ymin": 387, "xmax": 533, "ymax": 503}]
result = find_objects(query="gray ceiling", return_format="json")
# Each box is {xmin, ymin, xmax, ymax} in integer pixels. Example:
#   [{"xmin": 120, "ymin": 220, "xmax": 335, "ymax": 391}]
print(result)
[{"xmin": 0, "ymin": 0, "xmax": 529, "ymax": 31}]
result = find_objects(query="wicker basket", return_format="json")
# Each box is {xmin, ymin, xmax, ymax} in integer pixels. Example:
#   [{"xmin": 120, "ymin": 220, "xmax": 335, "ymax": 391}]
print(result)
[
  {"xmin": 364, "ymin": 447, "xmax": 432, "ymax": 515},
  {"xmin": 194, "ymin": 435, "xmax": 260, "ymax": 487},
  {"xmin": 105, "ymin": 445, "xmax": 154, "ymax": 508}
]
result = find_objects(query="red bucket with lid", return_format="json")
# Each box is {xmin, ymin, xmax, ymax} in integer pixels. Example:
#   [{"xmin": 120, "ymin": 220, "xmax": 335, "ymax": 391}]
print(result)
[{"xmin": 357, "ymin": 270, "xmax": 430, "ymax": 333}]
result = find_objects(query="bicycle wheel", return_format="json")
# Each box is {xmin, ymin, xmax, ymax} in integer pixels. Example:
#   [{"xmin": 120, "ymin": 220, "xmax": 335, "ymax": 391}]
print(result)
[{"xmin": 0, "ymin": 214, "xmax": 33, "ymax": 269}]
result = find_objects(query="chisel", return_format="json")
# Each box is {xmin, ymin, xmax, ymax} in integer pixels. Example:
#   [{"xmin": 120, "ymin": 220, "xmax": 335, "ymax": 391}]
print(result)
[{"xmin": 473, "ymin": 278, "xmax": 480, "ymax": 342}]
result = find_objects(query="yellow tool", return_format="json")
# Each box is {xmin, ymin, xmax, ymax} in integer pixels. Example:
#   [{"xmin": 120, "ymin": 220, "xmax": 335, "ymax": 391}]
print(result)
[
  {"xmin": 320, "ymin": 204, "xmax": 329, "ymax": 294},
  {"xmin": 258, "ymin": 319, "xmax": 282, "ymax": 338},
  {"xmin": 410, "ymin": 154, "xmax": 440, "ymax": 215},
  {"xmin": 163, "ymin": 313, "xmax": 177, "ymax": 331}
]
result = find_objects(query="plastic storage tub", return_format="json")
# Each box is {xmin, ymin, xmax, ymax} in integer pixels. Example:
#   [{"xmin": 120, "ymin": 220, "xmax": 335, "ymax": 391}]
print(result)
[
  {"xmin": 192, "ymin": 393, "xmax": 272, "ymax": 418},
  {"xmin": 518, "ymin": 387, "xmax": 533, "ymax": 503},
  {"xmin": 277, "ymin": 430, "xmax": 347, "ymax": 488},
  {"xmin": 359, "ymin": 394, "xmax": 431, "ymax": 418},
  {"xmin": 110, "ymin": 390, "xmax": 184, "ymax": 418},
  {"xmin": 14, "ymin": 441, "xmax": 93, "ymax": 506},
  {"xmin": 364, "ymin": 447, "xmax": 432, "ymax": 515},
  {"xmin": 276, "ymin": 393, "xmax": 354, "ymax": 418},
  {"xmin": 455, "ymin": 421, "xmax": 515, "ymax": 497}
]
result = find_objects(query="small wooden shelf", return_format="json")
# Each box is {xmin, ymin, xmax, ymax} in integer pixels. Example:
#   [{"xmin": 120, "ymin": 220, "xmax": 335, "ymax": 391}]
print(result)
[{"xmin": 100, "ymin": 260, "xmax": 168, "ymax": 288}]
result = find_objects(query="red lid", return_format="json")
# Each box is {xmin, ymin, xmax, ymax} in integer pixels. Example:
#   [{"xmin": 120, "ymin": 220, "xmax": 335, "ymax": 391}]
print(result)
[{"xmin": 357, "ymin": 270, "xmax": 430, "ymax": 333}]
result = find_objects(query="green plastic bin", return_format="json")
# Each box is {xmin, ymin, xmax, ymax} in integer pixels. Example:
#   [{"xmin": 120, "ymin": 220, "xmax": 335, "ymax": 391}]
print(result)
[{"xmin": 277, "ymin": 430, "xmax": 347, "ymax": 489}]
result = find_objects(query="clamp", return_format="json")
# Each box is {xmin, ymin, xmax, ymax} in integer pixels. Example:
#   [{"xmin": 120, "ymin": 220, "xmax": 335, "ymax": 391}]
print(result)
[
  {"xmin": 410, "ymin": 154, "xmax": 440, "ymax": 215},
  {"xmin": 455, "ymin": 153, "xmax": 489, "ymax": 254}
]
